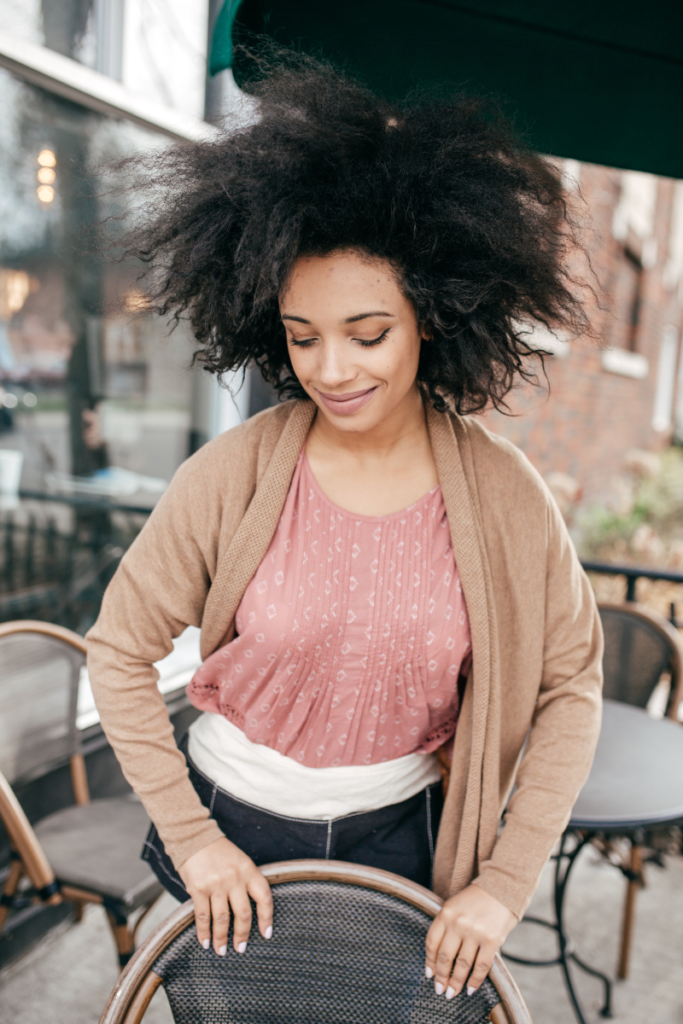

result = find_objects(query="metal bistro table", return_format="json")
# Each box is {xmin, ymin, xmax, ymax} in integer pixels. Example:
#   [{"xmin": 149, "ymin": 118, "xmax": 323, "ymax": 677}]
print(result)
[{"xmin": 503, "ymin": 699, "xmax": 683, "ymax": 1024}]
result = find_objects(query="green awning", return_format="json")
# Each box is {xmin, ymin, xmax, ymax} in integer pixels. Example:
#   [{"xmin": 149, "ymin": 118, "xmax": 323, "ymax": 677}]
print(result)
[{"xmin": 210, "ymin": 0, "xmax": 683, "ymax": 179}]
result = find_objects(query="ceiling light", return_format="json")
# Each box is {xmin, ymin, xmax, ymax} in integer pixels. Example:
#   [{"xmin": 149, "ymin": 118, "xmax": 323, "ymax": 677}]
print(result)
[
  {"xmin": 37, "ymin": 167, "xmax": 56, "ymax": 184},
  {"xmin": 37, "ymin": 185, "xmax": 54, "ymax": 203},
  {"xmin": 37, "ymin": 149, "xmax": 56, "ymax": 168}
]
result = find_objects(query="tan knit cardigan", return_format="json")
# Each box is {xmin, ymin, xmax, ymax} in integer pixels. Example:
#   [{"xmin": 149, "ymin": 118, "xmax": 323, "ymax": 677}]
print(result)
[{"xmin": 87, "ymin": 399, "xmax": 603, "ymax": 919}]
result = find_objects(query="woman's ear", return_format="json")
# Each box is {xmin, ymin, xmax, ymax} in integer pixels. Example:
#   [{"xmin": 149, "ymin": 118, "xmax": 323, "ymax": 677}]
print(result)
[{"xmin": 421, "ymin": 323, "xmax": 433, "ymax": 342}]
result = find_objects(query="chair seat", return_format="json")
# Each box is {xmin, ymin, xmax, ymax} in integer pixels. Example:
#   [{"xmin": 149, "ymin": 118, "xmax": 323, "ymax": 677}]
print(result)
[{"xmin": 34, "ymin": 796, "xmax": 164, "ymax": 910}]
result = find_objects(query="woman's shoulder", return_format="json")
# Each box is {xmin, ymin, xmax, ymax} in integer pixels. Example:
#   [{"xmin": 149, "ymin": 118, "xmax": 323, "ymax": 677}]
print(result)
[
  {"xmin": 458, "ymin": 413, "xmax": 537, "ymax": 468},
  {"xmin": 453, "ymin": 412, "xmax": 556, "ymax": 517},
  {"xmin": 174, "ymin": 399, "xmax": 307, "ymax": 490}
]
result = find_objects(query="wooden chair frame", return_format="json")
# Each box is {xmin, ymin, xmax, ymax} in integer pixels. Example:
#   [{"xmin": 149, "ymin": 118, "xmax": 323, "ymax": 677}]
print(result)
[
  {"xmin": 0, "ymin": 619, "xmax": 159, "ymax": 966},
  {"xmin": 597, "ymin": 602, "xmax": 683, "ymax": 980},
  {"xmin": 99, "ymin": 860, "xmax": 532, "ymax": 1024}
]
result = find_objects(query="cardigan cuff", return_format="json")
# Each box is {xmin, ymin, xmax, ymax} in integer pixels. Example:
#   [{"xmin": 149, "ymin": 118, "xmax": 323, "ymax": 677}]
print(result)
[
  {"xmin": 163, "ymin": 819, "xmax": 226, "ymax": 871},
  {"xmin": 470, "ymin": 868, "xmax": 529, "ymax": 922}
]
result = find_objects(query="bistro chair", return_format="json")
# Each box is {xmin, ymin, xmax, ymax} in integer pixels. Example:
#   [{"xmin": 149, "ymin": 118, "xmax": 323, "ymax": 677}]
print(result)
[
  {"xmin": 596, "ymin": 602, "xmax": 683, "ymax": 979},
  {"xmin": 598, "ymin": 602, "xmax": 683, "ymax": 718},
  {"xmin": 99, "ymin": 860, "xmax": 532, "ymax": 1024},
  {"xmin": 0, "ymin": 620, "xmax": 163, "ymax": 967}
]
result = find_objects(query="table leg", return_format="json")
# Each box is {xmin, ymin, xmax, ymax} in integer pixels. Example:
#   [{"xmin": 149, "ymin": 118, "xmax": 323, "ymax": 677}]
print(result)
[
  {"xmin": 555, "ymin": 832, "xmax": 613, "ymax": 1020},
  {"xmin": 503, "ymin": 830, "xmax": 614, "ymax": 1024},
  {"xmin": 617, "ymin": 840, "xmax": 643, "ymax": 979}
]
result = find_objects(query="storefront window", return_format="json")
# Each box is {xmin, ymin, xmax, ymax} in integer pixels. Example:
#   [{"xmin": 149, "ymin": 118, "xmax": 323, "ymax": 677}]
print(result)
[{"xmin": 0, "ymin": 67, "xmax": 196, "ymax": 630}]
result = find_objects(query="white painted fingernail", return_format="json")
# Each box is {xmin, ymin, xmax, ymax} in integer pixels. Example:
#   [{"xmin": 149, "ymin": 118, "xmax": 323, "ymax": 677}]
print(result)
[
  {"xmin": 218, "ymin": 945, "xmax": 227, "ymax": 956},
  {"xmin": 201, "ymin": 939, "xmax": 210, "ymax": 950},
  {"xmin": 467, "ymin": 986, "xmax": 476, "ymax": 997},
  {"xmin": 434, "ymin": 982, "xmax": 444, "ymax": 995},
  {"xmin": 446, "ymin": 987, "xmax": 455, "ymax": 1001},
  {"xmin": 265, "ymin": 926, "xmax": 273, "ymax": 940},
  {"xmin": 425, "ymin": 966, "xmax": 433, "ymax": 979},
  {"xmin": 238, "ymin": 941, "xmax": 247, "ymax": 953}
]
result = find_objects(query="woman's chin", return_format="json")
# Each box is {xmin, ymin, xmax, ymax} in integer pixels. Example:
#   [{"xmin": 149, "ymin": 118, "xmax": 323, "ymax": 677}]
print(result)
[{"xmin": 316, "ymin": 402, "xmax": 388, "ymax": 434}]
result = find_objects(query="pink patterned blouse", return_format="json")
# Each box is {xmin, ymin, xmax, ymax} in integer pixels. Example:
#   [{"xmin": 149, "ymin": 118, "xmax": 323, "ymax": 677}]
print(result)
[{"xmin": 188, "ymin": 451, "xmax": 471, "ymax": 769}]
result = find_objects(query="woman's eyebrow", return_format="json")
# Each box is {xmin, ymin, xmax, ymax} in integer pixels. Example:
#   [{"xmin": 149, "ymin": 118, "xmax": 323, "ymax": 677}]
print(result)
[
  {"xmin": 281, "ymin": 311, "xmax": 394, "ymax": 324},
  {"xmin": 344, "ymin": 311, "xmax": 394, "ymax": 323}
]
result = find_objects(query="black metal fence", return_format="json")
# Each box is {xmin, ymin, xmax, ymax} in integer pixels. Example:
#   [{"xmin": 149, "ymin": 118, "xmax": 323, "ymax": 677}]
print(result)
[
  {"xmin": 0, "ymin": 493, "xmax": 151, "ymax": 635},
  {"xmin": 582, "ymin": 560, "xmax": 683, "ymax": 626}
]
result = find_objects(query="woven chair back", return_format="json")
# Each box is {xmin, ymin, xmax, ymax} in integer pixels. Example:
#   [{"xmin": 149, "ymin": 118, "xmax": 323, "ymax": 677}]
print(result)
[
  {"xmin": 599, "ymin": 603, "xmax": 678, "ymax": 711},
  {"xmin": 0, "ymin": 623, "xmax": 85, "ymax": 785},
  {"xmin": 101, "ymin": 863, "xmax": 531, "ymax": 1024},
  {"xmin": 155, "ymin": 880, "xmax": 498, "ymax": 1023}
]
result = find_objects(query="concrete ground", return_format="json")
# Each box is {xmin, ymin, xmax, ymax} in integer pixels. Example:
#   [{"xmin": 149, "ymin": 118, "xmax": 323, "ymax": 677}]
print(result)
[{"xmin": 1, "ymin": 846, "xmax": 682, "ymax": 1024}]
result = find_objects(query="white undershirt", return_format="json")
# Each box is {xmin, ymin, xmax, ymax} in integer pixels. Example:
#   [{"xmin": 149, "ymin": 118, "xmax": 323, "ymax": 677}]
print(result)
[{"xmin": 188, "ymin": 712, "xmax": 442, "ymax": 821}]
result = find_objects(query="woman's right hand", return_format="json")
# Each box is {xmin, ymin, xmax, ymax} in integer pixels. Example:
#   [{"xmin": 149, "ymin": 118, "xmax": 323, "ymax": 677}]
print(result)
[{"xmin": 177, "ymin": 836, "xmax": 273, "ymax": 955}]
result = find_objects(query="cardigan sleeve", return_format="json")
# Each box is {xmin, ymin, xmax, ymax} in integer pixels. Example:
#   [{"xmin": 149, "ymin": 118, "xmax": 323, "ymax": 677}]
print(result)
[
  {"xmin": 86, "ymin": 451, "xmax": 226, "ymax": 869},
  {"xmin": 473, "ymin": 496, "xmax": 603, "ymax": 918}
]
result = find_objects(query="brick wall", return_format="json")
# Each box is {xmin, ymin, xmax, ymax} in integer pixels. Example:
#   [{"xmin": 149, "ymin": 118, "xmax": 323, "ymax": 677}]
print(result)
[{"xmin": 481, "ymin": 162, "xmax": 683, "ymax": 501}]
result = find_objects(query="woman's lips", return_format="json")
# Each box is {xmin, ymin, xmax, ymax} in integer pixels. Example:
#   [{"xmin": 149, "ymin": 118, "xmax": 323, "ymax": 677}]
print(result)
[{"xmin": 316, "ymin": 386, "xmax": 378, "ymax": 416}]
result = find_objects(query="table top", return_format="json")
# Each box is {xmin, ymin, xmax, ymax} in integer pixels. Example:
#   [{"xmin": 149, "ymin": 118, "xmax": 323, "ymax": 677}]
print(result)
[{"xmin": 569, "ymin": 698, "xmax": 683, "ymax": 831}]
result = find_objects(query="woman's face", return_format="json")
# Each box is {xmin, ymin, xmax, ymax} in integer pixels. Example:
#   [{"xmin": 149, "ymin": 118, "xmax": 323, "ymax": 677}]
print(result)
[{"xmin": 280, "ymin": 250, "xmax": 428, "ymax": 434}]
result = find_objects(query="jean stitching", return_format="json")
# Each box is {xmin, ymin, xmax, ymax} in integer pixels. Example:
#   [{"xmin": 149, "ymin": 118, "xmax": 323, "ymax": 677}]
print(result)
[
  {"xmin": 141, "ymin": 825, "xmax": 158, "ymax": 858},
  {"xmin": 143, "ymin": 838, "xmax": 187, "ymax": 892},
  {"xmin": 426, "ymin": 786, "xmax": 435, "ymax": 889},
  {"xmin": 325, "ymin": 820, "xmax": 333, "ymax": 859},
  {"xmin": 209, "ymin": 783, "xmax": 218, "ymax": 817}
]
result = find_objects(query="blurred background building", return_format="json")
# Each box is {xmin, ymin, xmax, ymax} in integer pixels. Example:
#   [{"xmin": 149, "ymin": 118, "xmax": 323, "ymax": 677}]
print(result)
[{"xmin": 485, "ymin": 163, "xmax": 683, "ymax": 501}]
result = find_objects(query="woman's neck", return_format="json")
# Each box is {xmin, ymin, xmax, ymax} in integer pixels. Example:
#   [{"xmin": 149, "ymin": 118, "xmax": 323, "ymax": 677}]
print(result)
[
  {"xmin": 308, "ymin": 385, "xmax": 429, "ymax": 463},
  {"xmin": 304, "ymin": 386, "xmax": 439, "ymax": 517}
]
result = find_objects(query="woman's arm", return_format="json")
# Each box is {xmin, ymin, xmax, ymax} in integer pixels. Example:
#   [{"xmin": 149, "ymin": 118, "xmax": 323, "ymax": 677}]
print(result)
[
  {"xmin": 426, "ymin": 493, "xmax": 603, "ymax": 996},
  {"xmin": 474, "ymin": 498, "xmax": 603, "ymax": 912},
  {"xmin": 87, "ymin": 451, "xmax": 224, "ymax": 865},
  {"xmin": 87, "ymin": 444, "xmax": 274, "ymax": 952}
]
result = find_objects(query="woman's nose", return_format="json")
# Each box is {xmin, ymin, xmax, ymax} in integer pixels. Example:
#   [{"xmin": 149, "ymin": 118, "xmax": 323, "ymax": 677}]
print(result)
[{"xmin": 316, "ymin": 340, "xmax": 352, "ymax": 388}]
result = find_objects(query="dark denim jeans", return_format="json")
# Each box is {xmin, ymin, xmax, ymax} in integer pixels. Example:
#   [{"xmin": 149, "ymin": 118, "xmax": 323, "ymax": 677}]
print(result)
[{"xmin": 143, "ymin": 736, "xmax": 444, "ymax": 901}]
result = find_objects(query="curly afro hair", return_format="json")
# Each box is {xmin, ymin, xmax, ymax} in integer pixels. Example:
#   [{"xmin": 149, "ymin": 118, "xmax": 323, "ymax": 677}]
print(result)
[{"xmin": 120, "ymin": 46, "xmax": 589, "ymax": 414}]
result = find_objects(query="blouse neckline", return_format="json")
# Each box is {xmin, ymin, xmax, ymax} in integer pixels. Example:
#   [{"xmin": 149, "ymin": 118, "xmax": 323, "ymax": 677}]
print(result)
[{"xmin": 301, "ymin": 449, "xmax": 442, "ymax": 524}]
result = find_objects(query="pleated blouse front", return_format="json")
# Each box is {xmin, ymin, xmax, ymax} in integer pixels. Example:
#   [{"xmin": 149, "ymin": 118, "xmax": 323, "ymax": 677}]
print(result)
[{"xmin": 188, "ymin": 450, "xmax": 471, "ymax": 768}]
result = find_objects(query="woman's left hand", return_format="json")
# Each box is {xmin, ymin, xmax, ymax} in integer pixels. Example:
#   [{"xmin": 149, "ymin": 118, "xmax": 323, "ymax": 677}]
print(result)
[{"xmin": 425, "ymin": 884, "xmax": 518, "ymax": 1000}]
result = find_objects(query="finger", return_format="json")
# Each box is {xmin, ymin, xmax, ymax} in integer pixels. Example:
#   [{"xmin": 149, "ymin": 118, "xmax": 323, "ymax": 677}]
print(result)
[
  {"xmin": 229, "ymin": 885, "xmax": 254, "ymax": 953},
  {"xmin": 424, "ymin": 916, "xmax": 446, "ymax": 979},
  {"xmin": 447, "ymin": 937, "xmax": 479, "ymax": 998},
  {"xmin": 462, "ymin": 943, "xmax": 495, "ymax": 996},
  {"xmin": 193, "ymin": 892, "xmax": 212, "ymax": 950},
  {"xmin": 248, "ymin": 870, "xmax": 274, "ymax": 940},
  {"xmin": 210, "ymin": 891, "xmax": 231, "ymax": 956},
  {"xmin": 434, "ymin": 929, "xmax": 463, "ymax": 995}
]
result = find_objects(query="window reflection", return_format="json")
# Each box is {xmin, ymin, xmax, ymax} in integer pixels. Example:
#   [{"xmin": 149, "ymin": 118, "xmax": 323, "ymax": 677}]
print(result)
[
  {"xmin": 0, "ymin": 67, "xmax": 194, "ymax": 493},
  {"xmin": 0, "ymin": 66, "xmax": 196, "ymax": 630}
]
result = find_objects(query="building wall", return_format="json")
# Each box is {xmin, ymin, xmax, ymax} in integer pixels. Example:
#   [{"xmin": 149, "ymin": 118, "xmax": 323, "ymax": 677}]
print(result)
[
  {"xmin": 483, "ymin": 162, "xmax": 683, "ymax": 501},
  {"xmin": 122, "ymin": 0, "xmax": 209, "ymax": 119}
]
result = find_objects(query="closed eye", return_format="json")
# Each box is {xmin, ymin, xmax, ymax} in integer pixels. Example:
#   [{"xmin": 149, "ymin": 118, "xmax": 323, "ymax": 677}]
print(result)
[
  {"xmin": 289, "ymin": 336, "xmax": 317, "ymax": 348},
  {"xmin": 288, "ymin": 327, "xmax": 391, "ymax": 348},
  {"xmin": 355, "ymin": 328, "xmax": 390, "ymax": 347}
]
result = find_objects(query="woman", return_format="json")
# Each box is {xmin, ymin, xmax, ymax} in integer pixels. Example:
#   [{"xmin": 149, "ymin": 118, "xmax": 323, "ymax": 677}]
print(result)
[{"xmin": 87, "ymin": 51, "xmax": 602, "ymax": 1002}]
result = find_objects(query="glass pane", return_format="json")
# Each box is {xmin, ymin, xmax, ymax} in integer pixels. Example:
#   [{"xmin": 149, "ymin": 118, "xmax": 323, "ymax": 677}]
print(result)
[
  {"xmin": 0, "ymin": 68, "xmax": 196, "ymax": 631},
  {"xmin": 0, "ymin": 0, "xmax": 123, "ymax": 79}
]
